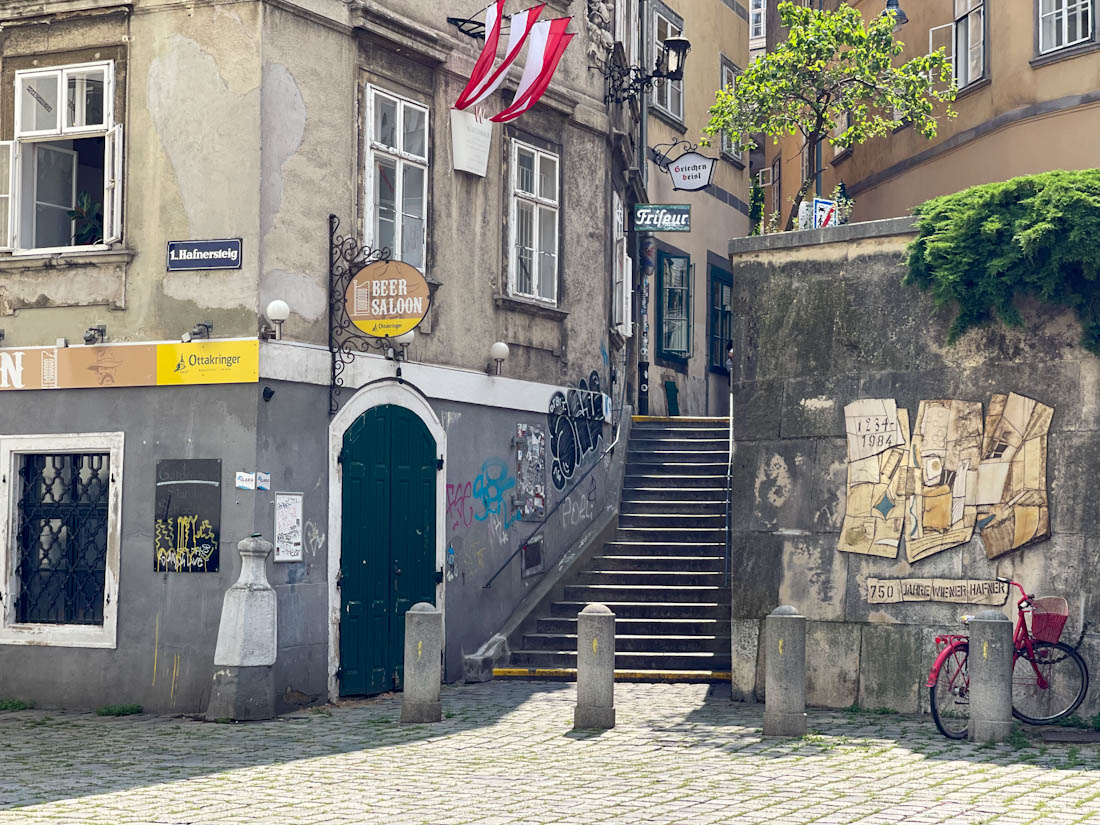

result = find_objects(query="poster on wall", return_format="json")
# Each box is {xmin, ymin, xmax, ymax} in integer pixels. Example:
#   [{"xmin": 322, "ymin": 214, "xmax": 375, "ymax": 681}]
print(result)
[
  {"xmin": 274, "ymin": 493, "xmax": 304, "ymax": 563},
  {"xmin": 154, "ymin": 459, "xmax": 221, "ymax": 573},
  {"xmin": 515, "ymin": 423, "xmax": 547, "ymax": 521}
]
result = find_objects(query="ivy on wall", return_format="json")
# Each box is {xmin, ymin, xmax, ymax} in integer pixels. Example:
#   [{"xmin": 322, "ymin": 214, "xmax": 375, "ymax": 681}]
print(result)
[{"xmin": 905, "ymin": 169, "xmax": 1100, "ymax": 354}]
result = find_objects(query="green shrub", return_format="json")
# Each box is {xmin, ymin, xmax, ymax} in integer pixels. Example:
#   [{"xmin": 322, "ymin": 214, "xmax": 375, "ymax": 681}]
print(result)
[
  {"xmin": 0, "ymin": 698, "xmax": 33, "ymax": 712},
  {"xmin": 906, "ymin": 169, "xmax": 1100, "ymax": 353},
  {"xmin": 96, "ymin": 704, "xmax": 143, "ymax": 717}
]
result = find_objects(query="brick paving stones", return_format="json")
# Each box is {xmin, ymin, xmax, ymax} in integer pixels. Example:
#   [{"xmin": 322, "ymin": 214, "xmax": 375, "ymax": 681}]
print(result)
[{"xmin": 1, "ymin": 681, "xmax": 1100, "ymax": 824}]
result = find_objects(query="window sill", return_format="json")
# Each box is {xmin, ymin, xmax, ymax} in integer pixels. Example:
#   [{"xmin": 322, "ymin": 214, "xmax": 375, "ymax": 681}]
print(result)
[
  {"xmin": 0, "ymin": 248, "xmax": 135, "ymax": 272},
  {"xmin": 650, "ymin": 106, "xmax": 687, "ymax": 135},
  {"xmin": 721, "ymin": 151, "xmax": 746, "ymax": 170},
  {"xmin": 830, "ymin": 147, "xmax": 852, "ymax": 166},
  {"xmin": 656, "ymin": 352, "xmax": 689, "ymax": 374},
  {"xmin": 1030, "ymin": 39, "xmax": 1100, "ymax": 68},
  {"xmin": 494, "ymin": 294, "xmax": 569, "ymax": 321},
  {"xmin": 0, "ymin": 625, "xmax": 116, "ymax": 649},
  {"xmin": 955, "ymin": 76, "xmax": 992, "ymax": 101}
]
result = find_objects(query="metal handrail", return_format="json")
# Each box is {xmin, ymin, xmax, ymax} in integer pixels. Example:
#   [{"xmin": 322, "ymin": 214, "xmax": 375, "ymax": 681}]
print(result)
[
  {"xmin": 724, "ymin": 357, "xmax": 734, "ymax": 584},
  {"xmin": 483, "ymin": 381, "xmax": 626, "ymax": 590}
]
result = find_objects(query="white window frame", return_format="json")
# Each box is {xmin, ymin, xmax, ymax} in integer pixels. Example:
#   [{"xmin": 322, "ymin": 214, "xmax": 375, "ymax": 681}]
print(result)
[
  {"xmin": 1039, "ymin": 0, "xmax": 1094, "ymax": 53},
  {"xmin": 720, "ymin": 61, "xmax": 742, "ymax": 163},
  {"xmin": 953, "ymin": 0, "xmax": 985, "ymax": 88},
  {"xmin": 364, "ymin": 85, "xmax": 429, "ymax": 270},
  {"xmin": 612, "ymin": 190, "xmax": 632, "ymax": 337},
  {"xmin": 508, "ymin": 139, "xmax": 559, "ymax": 304},
  {"xmin": 651, "ymin": 9, "xmax": 684, "ymax": 121},
  {"xmin": 0, "ymin": 432, "xmax": 124, "ymax": 649},
  {"xmin": 750, "ymin": 0, "xmax": 766, "ymax": 40},
  {"xmin": 5, "ymin": 60, "xmax": 121, "ymax": 254}
]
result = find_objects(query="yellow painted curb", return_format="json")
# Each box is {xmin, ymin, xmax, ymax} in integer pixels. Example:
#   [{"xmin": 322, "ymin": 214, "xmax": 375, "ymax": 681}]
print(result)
[
  {"xmin": 493, "ymin": 667, "xmax": 731, "ymax": 682},
  {"xmin": 631, "ymin": 416, "xmax": 728, "ymax": 423}
]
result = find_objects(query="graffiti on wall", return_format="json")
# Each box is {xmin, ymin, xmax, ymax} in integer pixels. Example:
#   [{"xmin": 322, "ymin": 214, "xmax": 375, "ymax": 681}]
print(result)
[
  {"xmin": 447, "ymin": 480, "xmax": 474, "ymax": 532},
  {"xmin": 840, "ymin": 393, "xmax": 1051, "ymax": 563},
  {"xmin": 548, "ymin": 371, "xmax": 606, "ymax": 490},
  {"xmin": 561, "ymin": 476, "xmax": 599, "ymax": 528},
  {"xmin": 473, "ymin": 458, "xmax": 518, "ymax": 527},
  {"xmin": 515, "ymin": 423, "xmax": 547, "ymax": 521},
  {"xmin": 154, "ymin": 459, "xmax": 221, "ymax": 573}
]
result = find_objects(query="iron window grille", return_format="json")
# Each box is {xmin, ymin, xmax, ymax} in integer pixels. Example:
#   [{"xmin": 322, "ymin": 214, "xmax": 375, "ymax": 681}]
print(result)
[{"xmin": 15, "ymin": 452, "xmax": 110, "ymax": 626}]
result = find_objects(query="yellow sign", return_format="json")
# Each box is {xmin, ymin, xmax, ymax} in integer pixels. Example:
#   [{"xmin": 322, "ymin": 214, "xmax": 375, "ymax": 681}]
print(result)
[
  {"xmin": 345, "ymin": 260, "xmax": 431, "ymax": 338},
  {"xmin": 156, "ymin": 340, "xmax": 259, "ymax": 385}
]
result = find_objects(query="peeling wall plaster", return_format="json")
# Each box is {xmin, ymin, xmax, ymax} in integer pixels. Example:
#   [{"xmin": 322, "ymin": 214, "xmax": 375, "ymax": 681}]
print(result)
[{"xmin": 260, "ymin": 63, "xmax": 306, "ymax": 238}]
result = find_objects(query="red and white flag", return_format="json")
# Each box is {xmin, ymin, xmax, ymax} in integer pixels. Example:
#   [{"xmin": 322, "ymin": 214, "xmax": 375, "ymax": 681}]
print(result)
[
  {"xmin": 490, "ymin": 17, "xmax": 573, "ymax": 123},
  {"xmin": 454, "ymin": 1, "xmax": 546, "ymax": 110}
]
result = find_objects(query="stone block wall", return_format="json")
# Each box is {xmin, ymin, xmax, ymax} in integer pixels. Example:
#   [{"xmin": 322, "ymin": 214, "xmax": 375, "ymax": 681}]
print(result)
[{"xmin": 727, "ymin": 218, "xmax": 1100, "ymax": 715}]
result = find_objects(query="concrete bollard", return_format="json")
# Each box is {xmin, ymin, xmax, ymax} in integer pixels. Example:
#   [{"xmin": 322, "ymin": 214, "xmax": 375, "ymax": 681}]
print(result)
[
  {"xmin": 968, "ymin": 609, "xmax": 1014, "ymax": 743},
  {"xmin": 574, "ymin": 603, "xmax": 616, "ymax": 729},
  {"xmin": 763, "ymin": 605, "xmax": 807, "ymax": 737},
  {"xmin": 207, "ymin": 534, "xmax": 277, "ymax": 721},
  {"xmin": 400, "ymin": 602, "xmax": 443, "ymax": 723}
]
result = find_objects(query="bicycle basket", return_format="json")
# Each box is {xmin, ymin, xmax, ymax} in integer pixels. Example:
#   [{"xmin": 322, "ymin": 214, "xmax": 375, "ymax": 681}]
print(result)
[{"xmin": 1030, "ymin": 596, "xmax": 1069, "ymax": 643}]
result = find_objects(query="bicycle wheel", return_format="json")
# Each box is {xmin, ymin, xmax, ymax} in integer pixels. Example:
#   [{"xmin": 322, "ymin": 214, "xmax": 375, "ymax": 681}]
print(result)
[
  {"xmin": 930, "ymin": 642, "xmax": 970, "ymax": 739},
  {"xmin": 1012, "ymin": 641, "xmax": 1089, "ymax": 725}
]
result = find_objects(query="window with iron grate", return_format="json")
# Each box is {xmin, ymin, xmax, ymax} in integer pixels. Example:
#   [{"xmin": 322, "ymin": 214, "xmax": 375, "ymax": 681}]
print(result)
[{"xmin": 15, "ymin": 453, "xmax": 110, "ymax": 625}]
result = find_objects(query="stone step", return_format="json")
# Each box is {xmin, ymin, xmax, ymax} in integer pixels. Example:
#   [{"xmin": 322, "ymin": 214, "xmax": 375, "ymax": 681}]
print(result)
[
  {"xmin": 630, "ymin": 426, "xmax": 729, "ymax": 438},
  {"xmin": 510, "ymin": 649, "xmax": 732, "ymax": 671},
  {"xmin": 590, "ymin": 554, "xmax": 725, "ymax": 571},
  {"xmin": 620, "ymin": 499, "xmax": 725, "ymax": 515},
  {"xmin": 629, "ymin": 436, "xmax": 730, "ymax": 450},
  {"xmin": 614, "ymin": 526, "xmax": 728, "ymax": 543},
  {"xmin": 549, "ymin": 600, "xmax": 727, "ymax": 619},
  {"xmin": 628, "ymin": 449, "xmax": 729, "ymax": 464},
  {"xmin": 626, "ymin": 462, "xmax": 729, "ymax": 476},
  {"xmin": 618, "ymin": 513, "xmax": 726, "ymax": 529},
  {"xmin": 521, "ymin": 633, "xmax": 728, "ymax": 653},
  {"xmin": 624, "ymin": 474, "xmax": 729, "ymax": 488},
  {"xmin": 601, "ymin": 540, "xmax": 725, "ymax": 556},
  {"xmin": 536, "ymin": 616, "xmax": 732, "ymax": 636},
  {"xmin": 576, "ymin": 570, "xmax": 725, "ymax": 587},
  {"xmin": 563, "ymin": 584, "xmax": 726, "ymax": 603},
  {"xmin": 621, "ymin": 486, "xmax": 728, "ymax": 502}
]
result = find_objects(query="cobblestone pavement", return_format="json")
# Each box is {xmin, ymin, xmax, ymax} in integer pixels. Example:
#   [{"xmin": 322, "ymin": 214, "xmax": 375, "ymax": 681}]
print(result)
[{"xmin": 3, "ymin": 681, "xmax": 1100, "ymax": 824}]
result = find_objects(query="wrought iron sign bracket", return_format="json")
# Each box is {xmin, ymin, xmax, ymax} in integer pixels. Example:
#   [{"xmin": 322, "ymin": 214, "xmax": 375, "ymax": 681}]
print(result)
[{"xmin": 652, "ymin": 138, "xmax": 699, "ymax": 171}]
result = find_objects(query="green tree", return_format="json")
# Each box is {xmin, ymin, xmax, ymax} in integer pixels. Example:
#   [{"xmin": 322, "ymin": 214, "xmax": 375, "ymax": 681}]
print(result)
[
  {"xmin": 748, "ymin": 174, "xmax": 764, "ymax": 235},
  {"xmin": 704, "ymin": 2, "xmax": 956, "ymax": 231}
]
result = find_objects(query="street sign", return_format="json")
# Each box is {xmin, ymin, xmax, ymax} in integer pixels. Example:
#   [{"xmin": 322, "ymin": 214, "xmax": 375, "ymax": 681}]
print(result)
[
  {"xmin": 633, "ymin": 204, "xmax": 691, "ymax": 233},
  {"xmin": 666, "ymin": 151, "xmax": 716, "ymax": 191},
  {"xmin": 813, "ymin": 198, "xmax": 837, "ymax": 229},
  {"xmin": 166, "ymin": 239, "xmax": 242, "ymax": 271}
]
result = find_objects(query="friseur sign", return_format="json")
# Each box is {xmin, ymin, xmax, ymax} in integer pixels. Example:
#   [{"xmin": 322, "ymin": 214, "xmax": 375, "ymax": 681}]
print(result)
[
  {"xmin": 633, "ymin": 204, "xmax": 691, "ymax": 233},
  {"xmin": 166, "ymin": 239, "xmax": 243, "ymax": 271}
]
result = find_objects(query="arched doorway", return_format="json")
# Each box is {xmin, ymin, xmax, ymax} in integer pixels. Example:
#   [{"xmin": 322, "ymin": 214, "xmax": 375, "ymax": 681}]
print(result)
[{"xmin": 338, "ymin": 403, "xmax": 438, "ymax": 696}]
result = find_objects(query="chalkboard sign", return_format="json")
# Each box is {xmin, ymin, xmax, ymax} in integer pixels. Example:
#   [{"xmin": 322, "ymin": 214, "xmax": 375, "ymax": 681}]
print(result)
[{"xmin": 154, "ymin": 459, "xmax": 222, "ymax": 572}]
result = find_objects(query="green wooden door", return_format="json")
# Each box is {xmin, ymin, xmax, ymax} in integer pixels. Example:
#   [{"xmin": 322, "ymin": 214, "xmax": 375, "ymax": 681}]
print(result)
[{"xmin": 340, "ymin": 405, "xmax": 437, "ymax": 696}]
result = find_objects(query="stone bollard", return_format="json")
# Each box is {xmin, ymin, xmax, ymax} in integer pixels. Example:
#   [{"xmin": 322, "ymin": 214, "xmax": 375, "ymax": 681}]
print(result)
[
  {"xmin": 968, "ymin": 609, "xmax": 1014, "ymax": 743},
  {"xmin": 574, "ymin": 603, "xmax": 616, "ymax": 729},
  {"xmin": 206, "ymin": 534, "xmax": 277, "ymax": 721},
  {"xmin": 400, "ymin": 602, "xmax": 443, "ymax": 723},
  {"xmin": 763, "ymin": 605, "xmax": 807, "ymax": 737}
]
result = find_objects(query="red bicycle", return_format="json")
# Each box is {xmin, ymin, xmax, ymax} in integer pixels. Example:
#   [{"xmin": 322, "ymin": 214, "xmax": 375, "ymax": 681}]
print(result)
[{"xmin": 927, "ymin": 577, "xmax": 1089, "ymax": 739}]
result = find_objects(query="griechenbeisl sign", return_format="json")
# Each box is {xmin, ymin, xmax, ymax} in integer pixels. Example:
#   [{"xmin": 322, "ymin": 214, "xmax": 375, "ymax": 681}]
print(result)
[
  {"xmin": 666, "ymin": 151, "xmax": 716, "ymax": 192},
  {"xmin": 344, "ymin": 260, "xmax": 431, "ymax": 337},
  {"xmin": 633, "ymin": 204, "xmax": 691, "ymax": 233}
]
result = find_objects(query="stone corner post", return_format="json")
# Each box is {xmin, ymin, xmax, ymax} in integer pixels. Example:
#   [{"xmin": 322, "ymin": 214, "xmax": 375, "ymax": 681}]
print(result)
[
  {"xmin": 206, "ymin": 534, "xmax": 277, "ymax": 722},
  {"xmin": 400, "ymin": 602, "xmax": 443, "ymax": 724},
  {"xmin": 574, "ymin": 603, "xmax": 616, "ymax": 730},
  {"xmin": 763, "ymin": 605, "xmax": 807, "ymax": 737},
  {"xmin": 968, "ymin": 609, "xmax": 1014, "ymax": 743}
]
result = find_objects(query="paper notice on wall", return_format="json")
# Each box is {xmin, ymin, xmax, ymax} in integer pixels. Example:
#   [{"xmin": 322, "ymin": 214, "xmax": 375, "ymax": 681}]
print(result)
[
  {"xmin": 274, "ymin": 492, "xmax": 304, "ymax": 563},
  {"xmin": 866, "ymin": 577, "xmax": 1009, "ymax": 606},
  {"xmin": 844, "ymin": 399, "xmax": 901, "ymax": 461}
]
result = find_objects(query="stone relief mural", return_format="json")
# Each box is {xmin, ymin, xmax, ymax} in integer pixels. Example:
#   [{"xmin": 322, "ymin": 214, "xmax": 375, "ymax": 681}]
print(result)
[{"xmin": 839, "ymin": 393, "xmax": 1052, "ymax": 563}]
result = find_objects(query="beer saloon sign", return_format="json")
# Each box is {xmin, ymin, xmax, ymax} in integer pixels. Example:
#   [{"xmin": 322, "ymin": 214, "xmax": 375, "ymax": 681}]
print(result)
[{"xmin": 344, "ymin": 260, "xmax": 431, "ymax": 338}]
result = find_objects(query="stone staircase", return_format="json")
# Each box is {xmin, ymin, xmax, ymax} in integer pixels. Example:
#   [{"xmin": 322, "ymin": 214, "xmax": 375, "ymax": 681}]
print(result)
[{"xmin": 507, "ymin": 416, "xmax": 732, "ymax": 679}]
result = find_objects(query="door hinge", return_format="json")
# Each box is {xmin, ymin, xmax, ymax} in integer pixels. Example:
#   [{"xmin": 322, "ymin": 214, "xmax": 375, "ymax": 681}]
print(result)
[
  {"xmin": 437, "ymin": 457, "xmax": 444, "ymax": 471},
  {"xmin": 336, "ymin": 571, "xmax": 343, "ymax": 589},
  {"xmin": 335, "ymin": 667, "xmax": 343, "ymax": 680},
  {"xmin": 337, "ymin": 448, "xmax": 344, "ymax": 465}
]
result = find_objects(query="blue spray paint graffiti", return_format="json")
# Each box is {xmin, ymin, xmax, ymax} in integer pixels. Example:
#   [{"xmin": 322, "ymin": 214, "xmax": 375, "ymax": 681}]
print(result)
[{"xmin": 472, "ymin": 458, "xmax": 521, "ymax": 529}]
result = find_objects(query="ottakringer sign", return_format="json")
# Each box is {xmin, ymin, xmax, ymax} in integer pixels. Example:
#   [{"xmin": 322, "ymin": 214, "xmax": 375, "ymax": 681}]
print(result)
[
  {"xmin": 666, "ymin": 151, "xmax": 716, "ymax": 192},
  {"xmin": 344, "ymin": 260, "xmax": 431, "ymax": 338}
]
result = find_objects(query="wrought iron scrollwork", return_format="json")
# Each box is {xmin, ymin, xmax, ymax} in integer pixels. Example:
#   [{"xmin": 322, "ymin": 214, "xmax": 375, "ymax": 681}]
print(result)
[
  {"xmin": 652, "ymin": 138, "xmax": 700, "ymax": 171},
  {"xmin": 329, "ymin": 214, "xmax": 391, "ymax": 415}
]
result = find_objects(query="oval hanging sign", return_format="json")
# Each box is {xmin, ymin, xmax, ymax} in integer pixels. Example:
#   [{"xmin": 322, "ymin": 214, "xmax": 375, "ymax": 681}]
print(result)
[{"xmin": 344, "ymin": 260, "xmax": 431, "ymax": 338}]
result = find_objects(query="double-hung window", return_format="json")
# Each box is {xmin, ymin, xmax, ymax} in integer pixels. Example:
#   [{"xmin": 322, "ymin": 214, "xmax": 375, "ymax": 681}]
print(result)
[
  {"xmin": 954, "ymin": 0, "xmax": 985, "ymax": 87},
  {"xmin": 612, "ymin": 191, "xmax": 632, "ymax": 337},
  {"xmin": 1, "ymin": 61, "xmax": 122, "ymax": 252},
  {"xmin": 614, "ymin": 0, "xmax": 640, "ymax": 64},
  {"xmin": 1039, "ymin": 0, "xmax": 1093, "ymax": 53},
  {"xmin": 0, "ymin": 432, "xmax": 123, "ymax": 648},
  {"xmin": 652, "ymin": 9, "xmax": 684, "ymax": 120},
  {"xmin": 720, "ymin": 61, "xmax": 742, "ymax": 163},
  {"xmin": 657, "ymin": 250, "xmax": 692, "ymax": 360},
  {"xmin": 365, "ymin": 86, "xmax": 429, "ymax": 270},
  {"xmin": 750, "ymin": 0, "xmax": 766, "ymax": 39},
  {"xmin": 509, "ymin": 139, "xmax": 559, "ymax": 303},
  {"xmin": 709, "ymin": 267, "xmax": 733, "ymax": 372}
]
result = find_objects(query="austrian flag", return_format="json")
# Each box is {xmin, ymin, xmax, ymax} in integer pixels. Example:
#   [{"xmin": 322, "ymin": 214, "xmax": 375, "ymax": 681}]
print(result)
[{"xmin": 453, "ymin": 0, "xmax": 574, "ymax": 123}]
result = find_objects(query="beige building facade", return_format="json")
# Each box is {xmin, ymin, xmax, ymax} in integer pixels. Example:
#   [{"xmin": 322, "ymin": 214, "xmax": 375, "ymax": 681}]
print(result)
[{"xmin": 760, "ymin": 0, "xmax": 1100, "ymax": 225}]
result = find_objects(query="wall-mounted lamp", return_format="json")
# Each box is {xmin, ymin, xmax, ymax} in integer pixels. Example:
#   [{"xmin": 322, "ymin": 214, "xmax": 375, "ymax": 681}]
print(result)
[
  {"xmin": 83, "ymin": 325, "xmax": 107, "ymax": 345},
  {"xmin": 260, "ymin": 299, "xmax": 291, "ymax": 341},
  {"xmin": 881, "ymin": 0, "xmax": 908, "ymax": 30},
  {"xmin": 181, "ymin": 321, "xmax": 213, "ymax": 343},
  {"xmin": 488, "ymin": 341, "xmax": 510, "ymax": 376},
  {"xmin": 600, "ymin": 34, "xmax": 691, "ymax": 104}
]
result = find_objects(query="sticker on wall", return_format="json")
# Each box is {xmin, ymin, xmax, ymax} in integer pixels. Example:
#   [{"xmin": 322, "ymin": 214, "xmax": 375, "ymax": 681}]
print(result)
[
  {"xmin": 256, "ymin": 471, "xmax": 271, "ymax": 492},
  {"xmin": 155, "ymin": 459, "xmax": 222, "ymax": 573},
  {"xmin": 515, "ymin": 423, "xmax": 547, "ymax": 521},
  {"xmin": 274, "ymin": 492, "xmax": 304, "ymax": 563},
  {"xmin": 236, "ymin": 471, "xmax": 256, "ymax": 490}
]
